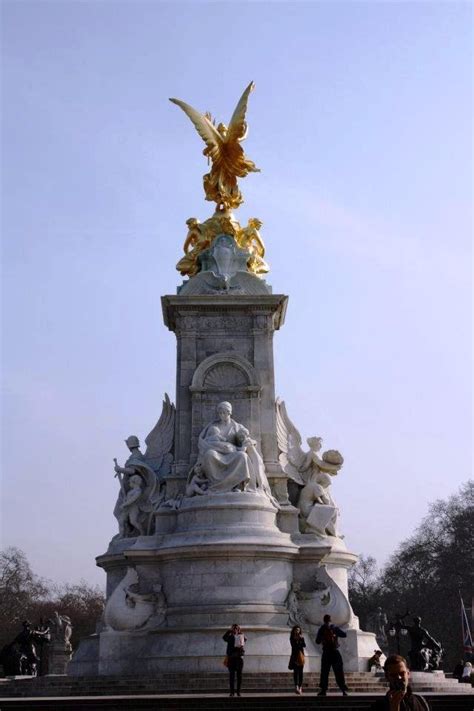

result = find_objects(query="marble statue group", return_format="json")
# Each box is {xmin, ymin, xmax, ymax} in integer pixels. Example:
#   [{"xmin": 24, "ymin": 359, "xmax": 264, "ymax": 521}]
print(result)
[{"xmin": 67, "ymin": 82, "xmax": 382, "ymax": 678}]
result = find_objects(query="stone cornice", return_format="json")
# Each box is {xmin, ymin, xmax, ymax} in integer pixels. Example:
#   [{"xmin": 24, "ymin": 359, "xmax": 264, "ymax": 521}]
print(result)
[{"xmin": 161, "ymin": 294, "xmax": 288, "ymax": 331}]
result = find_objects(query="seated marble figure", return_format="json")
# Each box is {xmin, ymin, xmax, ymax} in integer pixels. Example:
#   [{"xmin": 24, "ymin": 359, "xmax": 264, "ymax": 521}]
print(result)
[{"xmin": 186, "ymin": 401, "xmax": 277, "ymax": 504}]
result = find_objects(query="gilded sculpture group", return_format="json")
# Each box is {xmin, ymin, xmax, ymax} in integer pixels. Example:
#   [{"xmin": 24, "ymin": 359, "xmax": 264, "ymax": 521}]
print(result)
[
  {"xmin": 170, "ymin": 82, "xmax": 269, "ymax": 279},
  {"xmin": 176, "ymin": 214, "xmax": 269, "ymax": 278}
]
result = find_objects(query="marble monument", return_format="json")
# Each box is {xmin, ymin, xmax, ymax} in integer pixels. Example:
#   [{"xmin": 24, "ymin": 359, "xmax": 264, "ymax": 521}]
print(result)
[{"xmin": 69, "ymin": 82, "xmax": 377, "ymax": 676}]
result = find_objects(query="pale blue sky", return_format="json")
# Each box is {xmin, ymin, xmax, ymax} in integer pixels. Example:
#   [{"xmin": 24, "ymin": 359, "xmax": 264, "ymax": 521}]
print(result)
[{"xmin": 2, "ymin": 0, "xmax": 472, "ymax": 587}]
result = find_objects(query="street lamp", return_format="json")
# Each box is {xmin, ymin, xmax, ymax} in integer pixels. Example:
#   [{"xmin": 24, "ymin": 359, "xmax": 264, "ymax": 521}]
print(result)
[{"xmin": 388, "ymin": 614, "xmax": 409, "ymax": 655}]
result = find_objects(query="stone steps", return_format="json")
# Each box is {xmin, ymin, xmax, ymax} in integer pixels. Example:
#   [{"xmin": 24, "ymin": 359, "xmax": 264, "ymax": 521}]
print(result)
[
  {"xmin": 0, "ymin": 673, "xmax": 386, "ymax": 697},
  {"xmin": 0, "ymin": 693, "xmax": 473, "ymax": 711},
  {"xmin": 0, "ymin": 671, "xmax": 471, "ymax": 699}
]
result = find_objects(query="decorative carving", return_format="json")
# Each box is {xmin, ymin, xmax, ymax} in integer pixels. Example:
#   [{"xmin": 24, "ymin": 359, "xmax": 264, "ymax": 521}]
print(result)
[
  {"xmin": 113, "ymin": 394, "xmax": 175, "ymax": 538},
  {"xmin": 297, "ymin": 567, "xmax": 353, "ymax": 628},
  {"xmin": 175, "ymin": 213, "xmax": 270, "ymax": 281},
  {"xmin": 191, "ymin": 353, "xmax": 260, "ymax": 392},
  {"xmin": 170, "ymin": 82, "xmax": 260, "ymax": 212},
  {"xmin": 178, "ymin": 269, "xmax": 271, "ymax": 296},
  {"xmin": 276, "ymin": 398, "xmax": 344, "ymax": 538},
  {"xmin": 176, "ymin": 209, "xmax": 273, "ymax": 283},
  {"xmin": 104, "ymin": 568, "xmax": 167, "ymax": 632},
  {"xmin": 200, "ymin": 316, "xmax": 250, "ymax": 331},
  {"xmin": 253, "ymin": 314, "xmax": 270, "ymax": 331},
  {"xmin": 203, "ymin": 364, "xmax": 248, "ymax": 389},
  {"xmin": 286, "ymin": 582, "xmax": 305, "ymax": 627},
  {"xmin": 199, "ymin": 234, "xmax": 250, "ymax": 287}
]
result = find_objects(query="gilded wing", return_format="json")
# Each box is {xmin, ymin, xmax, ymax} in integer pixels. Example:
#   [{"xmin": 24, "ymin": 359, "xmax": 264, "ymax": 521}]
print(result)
[
  {"xmin": 144, "ymin": 394, "xmax": 176, "ymax": 475},
  {"xmin": 275, "ymin": 397, "xmax": 306, "ymax": 484},
  {"xmin": 226, "ymin": 81, "xmax": 255, "ymax": 144},
  {"xmin": 169, "ymin": 97, "xmax": 223, "ymax": 162}
]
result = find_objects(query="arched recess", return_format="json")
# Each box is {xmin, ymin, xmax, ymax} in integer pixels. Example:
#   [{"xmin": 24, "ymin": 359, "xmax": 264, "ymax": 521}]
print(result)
[
  {"xmin": 189, "ymin": 353, "xmax": 262, "ymax": 461},
  {"xmin": 191, "ymin": 352, "xmax": 261, "ymax": 391}
]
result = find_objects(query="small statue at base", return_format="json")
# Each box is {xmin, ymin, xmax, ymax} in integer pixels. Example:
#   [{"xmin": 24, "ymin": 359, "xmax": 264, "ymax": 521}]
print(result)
[
  {"xmin": 0, "ymin": 621, "xmax": 50, "ymax": 676},
  {"xmin": 48, "ymin": 612, "xmax": 73, "ymax": 652},
  {"xmin": 367, "ymin": 607, "xmax": 388, "ymax": 649},
  {"xmin": 406, "ymin": 616, "xmax": 443, "ymax": 671}
]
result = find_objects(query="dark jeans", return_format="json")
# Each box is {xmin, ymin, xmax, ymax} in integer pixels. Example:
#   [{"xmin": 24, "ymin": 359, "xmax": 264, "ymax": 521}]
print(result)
[
  {"xmin": 293, "ymin": 665, "xmax": 304, "ymax": 687},
  {"xmin": 228, "ymin": 656, "xmax": 243, "ymax": 694},
  {"xmin": 319, "ymin": 649, "xmax": 347, "ymax": 691}
]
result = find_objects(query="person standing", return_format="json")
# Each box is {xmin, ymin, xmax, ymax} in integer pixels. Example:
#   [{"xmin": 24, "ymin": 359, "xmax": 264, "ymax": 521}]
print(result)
[
  {"xmin": 288, "ymin": 625, "xmax": 306, "ymax": 694},
  {"xmin": 223, "ymin": 624, "xmax": 246, "ymax": 697},
  {"xmin": 370, "ymin": 654, "xmax": 431, "ymax": 710},
  {"xmin": 461, "ymin": 661, "xmax": 473, "ymax": 684},
  {"xmin": 315, "ymin": 614, "xmax": 349, "ymax": 696}
]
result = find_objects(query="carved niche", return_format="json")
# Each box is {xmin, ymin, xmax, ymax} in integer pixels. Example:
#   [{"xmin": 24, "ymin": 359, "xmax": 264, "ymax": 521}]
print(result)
[{"xmin": 189, "ymin": 352, "xmax": 262, "ymax": 461}]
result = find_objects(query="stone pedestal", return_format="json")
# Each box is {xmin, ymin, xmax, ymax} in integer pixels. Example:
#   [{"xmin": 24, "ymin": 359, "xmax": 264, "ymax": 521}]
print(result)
[
  {"xmin": 72, "ymin": 491, "xmax": 306, "ymax": 675},
  {"xmin": 70, "ymin": 491, "xmax": 375, "ymax": 675},
  {"xmin": 68, "ymin": 248, "xmax": 378, "ymax": 676},
  {"xmin": 161, "ymin": 294, "xmax": 289, "ymax": 502},
  {"xmin": 47, "ymin": 642, "xmax": 72, "ymax": 675}
]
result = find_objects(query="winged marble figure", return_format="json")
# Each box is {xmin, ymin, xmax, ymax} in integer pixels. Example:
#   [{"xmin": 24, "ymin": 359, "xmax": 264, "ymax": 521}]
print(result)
[
  {"xmin": 276, "ymin": 397, "xmax": 344, "ymax": 537},
  {"xmin": 170, "ymin": 82, "xmax": 260, "ymax": 211},
  {"xmin": 275, "ymin": 397, "xmax": 306, "ymax": 486},
  {"xmin": 113, "ymin": 394, "xmax": 176, "ymax": 537}
]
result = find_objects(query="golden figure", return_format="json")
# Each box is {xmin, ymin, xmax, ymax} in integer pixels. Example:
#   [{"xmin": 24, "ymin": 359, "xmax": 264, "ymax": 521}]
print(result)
[
  {"xmin": 170, "ymin": 82, "xmax": 260, "ymax": 211},
  {"xmin": 237, "ymin": 218, "xmax": 269, "ymax": 276},
  {"xmin": 176, "ymin": 218, "xmax": 209, "ymax": 276},
  {"xmin": 176, "ymin": 213, "xmax": 243, "ymax": 277}
]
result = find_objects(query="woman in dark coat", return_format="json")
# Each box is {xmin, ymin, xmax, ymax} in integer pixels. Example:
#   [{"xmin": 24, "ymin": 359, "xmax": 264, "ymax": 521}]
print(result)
[
  {"xmin": 289, "ymin": 625, "xmax": 306, "ymax": 694},
  {"xmin": 223, "ymin": 623, "xmax": 247, "ymax": 697}
]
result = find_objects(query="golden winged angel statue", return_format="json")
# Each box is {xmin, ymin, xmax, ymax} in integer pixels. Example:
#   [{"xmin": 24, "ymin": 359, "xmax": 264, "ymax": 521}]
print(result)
[{"xmin": 170, "ymin": 82, "xmax": 260, "ymax": 211}]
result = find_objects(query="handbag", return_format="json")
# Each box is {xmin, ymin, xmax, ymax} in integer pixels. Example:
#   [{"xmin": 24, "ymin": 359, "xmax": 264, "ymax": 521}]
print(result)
[
  {"xmin": 295, "ymin": 650, "xmax": 305, "ymax": 667},
  {"xmin": 223, "ymin": 656, "xmax": 229, "ymax": 667},
  {"xmin": 288, "ymin": 658, "xmax": 295, "ymax": 670}
]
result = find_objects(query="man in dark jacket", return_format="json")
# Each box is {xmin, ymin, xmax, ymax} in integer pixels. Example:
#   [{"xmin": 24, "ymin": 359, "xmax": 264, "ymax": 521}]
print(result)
[
  {"xmin": 315, "ymin": 614, "xmax": 349, "ymax": 696},
  {"xmin": 371, "ymin": 654, "xmax": 430, "ymax": 710}
]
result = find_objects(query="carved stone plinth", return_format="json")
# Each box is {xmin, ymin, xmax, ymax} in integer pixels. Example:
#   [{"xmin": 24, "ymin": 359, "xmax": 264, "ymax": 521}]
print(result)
[
  {"xmin": 161, "ymin": 294, "xmax": 288, "ymax": 500},
  {"xmin": 47, "ymin": 643, "xmax": 72, "ymax": 675},
  {"xmin": 71, "ymin": 492, "xmax": 311, "ymax": 674}
]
